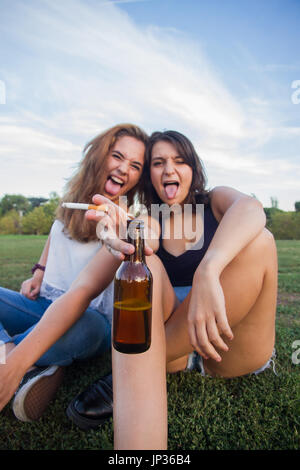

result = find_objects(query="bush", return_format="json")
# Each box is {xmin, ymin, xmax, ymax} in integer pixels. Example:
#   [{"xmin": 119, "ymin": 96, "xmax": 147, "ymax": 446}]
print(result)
[
  {"xmin": 0, "ymin": 210, "xmax": 22, "ymax": 234},
  {"xmin": 269, "ymin": 211, "xmax": 300, "ymax": 240},
  {"xmin": 22, "ymin": 206, "xmax": 53, "ymax": 235},
  {"xmin": 0, "ymin": 193, "xmax": 60, "ymax": 235}
]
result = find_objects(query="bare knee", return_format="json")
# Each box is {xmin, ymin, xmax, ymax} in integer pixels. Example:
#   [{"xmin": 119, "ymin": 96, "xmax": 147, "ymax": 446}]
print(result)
[
  {"xmin": 237, "ymin": 228, "xmax": 277, "ymax": 267},
  {"xmin": 146, "ymin": 254, "xmax": 176, "ymax": 322}
]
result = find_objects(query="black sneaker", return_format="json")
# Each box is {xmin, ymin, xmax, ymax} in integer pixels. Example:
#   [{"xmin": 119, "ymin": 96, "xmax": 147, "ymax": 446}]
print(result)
[
  {"xmin": 66, "ymin": 373, "xmax": 113, "ymax": 431},
  {"xmin": 12, "ymin": 365, "xmax": 64, "ymax": 422},
  {"xmin": 186, "ymin": 351, "xmax": 206, "ymax": 375}
]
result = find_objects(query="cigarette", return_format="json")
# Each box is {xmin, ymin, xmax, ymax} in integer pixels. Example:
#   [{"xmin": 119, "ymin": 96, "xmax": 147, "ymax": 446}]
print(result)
[
  {"xmin": 62, "ymin": 202, "xmax": 108, "ymax": 212},
  {"xmin": 61, "ymin": 202, "xmax": 134, "ymax": 219}
]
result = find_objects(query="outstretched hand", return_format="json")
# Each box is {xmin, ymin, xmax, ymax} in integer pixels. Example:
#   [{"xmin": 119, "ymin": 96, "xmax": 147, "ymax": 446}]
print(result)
[
  {"xmin": 188, "ymin": 269, "xmax": 234, "ymax": 362},
  {"xmin": 85, "ymin": 194, "xmax": 153, "ymax": 260}
]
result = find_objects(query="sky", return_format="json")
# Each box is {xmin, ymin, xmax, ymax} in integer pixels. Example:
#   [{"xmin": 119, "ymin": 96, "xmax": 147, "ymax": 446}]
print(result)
[{"xmin": 0, "ymin": 0, "xmax": 299, "ymax": 210}]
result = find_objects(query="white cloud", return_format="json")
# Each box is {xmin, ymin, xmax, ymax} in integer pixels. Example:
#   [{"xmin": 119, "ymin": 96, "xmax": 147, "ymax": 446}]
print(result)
[
  {"xmin": 0, "ymin": 122, "xmax": 81, "ymax": 159},
  {"xmin": 0, "ymin": 0, "xmax": 299, "ymax": 210}
]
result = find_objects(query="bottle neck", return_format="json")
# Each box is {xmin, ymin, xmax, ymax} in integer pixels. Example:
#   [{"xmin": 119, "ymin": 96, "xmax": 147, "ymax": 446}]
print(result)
[{"xmin": 125, "ymin": 220, "xmax": 145, "ymax": 263}]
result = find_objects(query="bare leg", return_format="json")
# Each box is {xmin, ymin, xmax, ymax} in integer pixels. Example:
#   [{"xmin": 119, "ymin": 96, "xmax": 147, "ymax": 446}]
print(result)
[
  {"xmin": 165, "ymin": 229, "xmax": 278, "ymax": 377},
  {"xmin": 113, "ymin": 255, "xmax": 176, "ymax": 450},
  {"xmin": 112, "ymin": 229, "xmax": 278, "ymax": 449}
]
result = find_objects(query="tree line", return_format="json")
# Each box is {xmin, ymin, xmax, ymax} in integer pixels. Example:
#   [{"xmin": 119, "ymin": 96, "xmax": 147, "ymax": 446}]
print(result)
[
  {"xmin": 0, "ymin": 193, "xmax": 60, "ymax": 235},
  {"xmin": 0, "ymin": 193, "xmax": 300, "ymax": 239}
]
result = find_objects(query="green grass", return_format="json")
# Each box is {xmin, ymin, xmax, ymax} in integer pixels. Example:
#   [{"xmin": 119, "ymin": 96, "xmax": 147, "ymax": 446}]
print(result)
[{"xmin": 0, "ymin": 236, "xmax": 299, "ymax": 450}]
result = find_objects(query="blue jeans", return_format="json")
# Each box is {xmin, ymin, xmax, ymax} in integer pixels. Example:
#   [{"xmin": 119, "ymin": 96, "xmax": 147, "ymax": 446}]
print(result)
[{"xmin": 0, "ymin": 286, "xmax": 111, "ymax": 367}]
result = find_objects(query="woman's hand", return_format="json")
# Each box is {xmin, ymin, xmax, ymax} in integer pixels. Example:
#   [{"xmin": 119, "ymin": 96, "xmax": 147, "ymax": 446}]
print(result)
[
  {"xmin": 20, "ymin": 271, "xmax": 44, "ymax": 300},
  {"xmin": 187, "ymin": 268, "xmax": 234, "ymax": 362},
  {"xmin": 85, "ymin": 194, "xmax": 153, "ymax": 259},
  {"xmin": 0, "ymin": 359, "xmax": 24, "ymax": 412}
]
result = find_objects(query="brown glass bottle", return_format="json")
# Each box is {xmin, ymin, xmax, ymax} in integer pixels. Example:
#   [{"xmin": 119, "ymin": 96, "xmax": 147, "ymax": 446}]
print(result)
[{"xmin": 113, "ymin": 220, "xmax": 152, "ymax": 354}]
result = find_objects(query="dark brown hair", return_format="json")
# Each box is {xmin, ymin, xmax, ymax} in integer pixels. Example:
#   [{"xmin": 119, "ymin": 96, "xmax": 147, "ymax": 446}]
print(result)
[
  {"xmin": 141, "ymin": 130, "xmax": 210, "ymax": 211},
  {"xmin": 56, "ymin": 123, "xmax": 148, "ymax": 242}
]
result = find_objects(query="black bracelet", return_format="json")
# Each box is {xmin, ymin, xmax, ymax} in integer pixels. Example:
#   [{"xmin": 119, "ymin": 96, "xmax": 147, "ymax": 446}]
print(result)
[{"xmin": 32, "ymin": 263, "xmax": 46, "ymax": 274}]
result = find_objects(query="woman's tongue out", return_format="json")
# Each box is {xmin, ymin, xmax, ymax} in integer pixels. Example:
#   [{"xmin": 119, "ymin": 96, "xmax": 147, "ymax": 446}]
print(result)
[
  {"xmin": 104, "ymin": 176, "xmax": 123, "ymax": 196},
  {"xmin": 164, "ymin": 183, "xmax": 178, "ymax": 200}
]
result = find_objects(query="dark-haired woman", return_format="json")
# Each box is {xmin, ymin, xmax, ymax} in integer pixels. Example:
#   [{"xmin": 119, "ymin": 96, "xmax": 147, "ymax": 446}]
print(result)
[
  {"xmin": 82, "ymin": 130, "xmax": 277, "ymax": 449},
  {"xmin": 0, "ymin": 124, "xmax": 148, "ymax": 422}
]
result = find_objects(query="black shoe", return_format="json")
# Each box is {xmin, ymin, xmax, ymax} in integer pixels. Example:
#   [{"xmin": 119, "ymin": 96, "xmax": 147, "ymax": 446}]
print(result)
[
  {"xmin": 66, "ymin": 373, "xmax": 113, "ymax": 431},
  {"xmin": 12, "ymin": 365, "xmax": 64, "ymax": 422}
]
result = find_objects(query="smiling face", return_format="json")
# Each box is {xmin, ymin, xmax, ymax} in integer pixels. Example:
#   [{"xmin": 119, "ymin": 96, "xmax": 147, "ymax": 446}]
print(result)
[
  {"xmin": 150, "ymin": 140, "xmax": 193, "ymax": 206},
  {"xmin": 103, "ymin": 135, "xmax": 145, "ymax": 201}
]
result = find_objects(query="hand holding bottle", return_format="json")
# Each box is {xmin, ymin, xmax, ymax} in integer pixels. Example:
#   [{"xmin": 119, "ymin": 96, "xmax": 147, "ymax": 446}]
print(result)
[{"xmin": 85, "ymin": 194, "xmax": 153, "ymax": 259}]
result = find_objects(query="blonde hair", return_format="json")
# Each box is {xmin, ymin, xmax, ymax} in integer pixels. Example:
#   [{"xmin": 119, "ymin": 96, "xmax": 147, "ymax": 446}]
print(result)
[{"xmin": 56, "ymin": 123, "xmax": 148, "ymax": 242}]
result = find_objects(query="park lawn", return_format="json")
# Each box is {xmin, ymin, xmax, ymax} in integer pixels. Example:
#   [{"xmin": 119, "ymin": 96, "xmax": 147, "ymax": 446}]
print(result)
[{"xmin": 0, "ymin": 235, "xmax": 299, "ymax": 450}]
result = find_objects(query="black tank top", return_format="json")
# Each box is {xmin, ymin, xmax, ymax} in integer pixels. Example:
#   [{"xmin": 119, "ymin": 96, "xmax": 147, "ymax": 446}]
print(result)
[{"xmin": 156, "ymin": 204, "xmax": 219, "ymax": 286}]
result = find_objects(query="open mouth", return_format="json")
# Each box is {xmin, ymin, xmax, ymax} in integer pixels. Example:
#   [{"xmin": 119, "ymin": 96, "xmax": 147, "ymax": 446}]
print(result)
[
  {"xmin": 104, "ymin": 175, "xmax": 125, "ymax": 196},
  {"xmin": 163, "ymin": 181, "xmax": 179, "ymax": 200}
]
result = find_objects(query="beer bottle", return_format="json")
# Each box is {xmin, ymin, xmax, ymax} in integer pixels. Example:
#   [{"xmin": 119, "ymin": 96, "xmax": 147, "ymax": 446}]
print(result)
[{"xmin": 113, "ymin": 219, "xmax": 152, "ymax": 354}]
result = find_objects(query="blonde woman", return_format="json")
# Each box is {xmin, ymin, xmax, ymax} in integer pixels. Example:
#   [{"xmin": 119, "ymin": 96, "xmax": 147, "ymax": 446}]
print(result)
[{"xmin": 0, "ymin": 124, "xmax": 147, "ymax": 422}]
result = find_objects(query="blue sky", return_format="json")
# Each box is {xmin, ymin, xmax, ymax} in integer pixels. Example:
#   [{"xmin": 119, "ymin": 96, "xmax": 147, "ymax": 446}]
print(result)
[{"xmin": 0, "ymin": 0, "xmax": 299, "ymax": 210}]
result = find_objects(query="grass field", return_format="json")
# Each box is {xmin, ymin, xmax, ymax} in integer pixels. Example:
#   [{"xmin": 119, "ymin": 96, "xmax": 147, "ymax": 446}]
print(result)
[{"xmin": 0, "ymin": 235, "xmax": 299, "ymax": 450}]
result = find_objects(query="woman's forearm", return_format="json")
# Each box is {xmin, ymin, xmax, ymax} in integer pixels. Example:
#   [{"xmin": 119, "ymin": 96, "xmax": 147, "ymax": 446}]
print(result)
[
  {"xmin": 38, "ymin": 235, "xmax": 51, "ymax": 266},
  {"xmin": 197, "ymin": 197, "xmax": 266, "ymax": 277},
  {"xmin": 30, "ymin": 235, "xmax": 51, "ymax": 285},
  {"xmin": 8, "ymin": 246, "xmax": 119, "ymax": 374},
  {"xmin": 7, "ymin": 287, "xmax": 92, "ymax": 374}
]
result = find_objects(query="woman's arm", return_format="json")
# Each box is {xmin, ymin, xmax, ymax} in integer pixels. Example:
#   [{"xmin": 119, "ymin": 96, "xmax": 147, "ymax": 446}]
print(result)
[
  {"xmin": 198, "ymin": 186, "xmax": 266, "ymax": 276},
  {"xmin": 0, "ymin": 246, "xmax": 120, "ymax": 411},
  {"xmin": 188, "ymin": 186, "xmax": 266, "ymax": 361},
  {"xmin": 20, "ymin": 235, "xmax": 51, "ymax": 299},
  {"xmin": 11, "ymin": 245, "xmax": 120, "ymax": 371}
]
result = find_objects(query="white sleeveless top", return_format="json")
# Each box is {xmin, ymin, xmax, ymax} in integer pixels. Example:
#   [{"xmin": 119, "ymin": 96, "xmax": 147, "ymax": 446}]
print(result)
[{"xmin": 40, "ymin": 220, "xmax": 114, "ymax": 323}]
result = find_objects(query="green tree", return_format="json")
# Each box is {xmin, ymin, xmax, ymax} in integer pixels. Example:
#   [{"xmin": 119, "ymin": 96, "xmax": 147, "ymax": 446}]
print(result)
[
  {"xmin": 295, "ymin": 201, "xmax": 300, "ymax": 212},
  {"xmin": 264, "ymin": 207, "xmax": 283, "ymax": 229},
  {"xmin": 0, "ymin": 210, "xmax": 22, "ymax": 234},
  {"xmin": 271, "ymin": 196, "xmax": 279, "ymax": 209},
  {"xmin": 27, "ymin": 197, "xmax": 48, "ymax": 211},
  {"xmin": 22, "ymin": 206, "xmax": 52, "ymax": 235},
  {"xmin": 42, "ymin": 192, "xmax": 60, "ymax": 219},
  {"xmin": 269, "ymin": 211, "xmax": 300, "ymax": 239},
  {"xmin": 0, "ymin": 194, "xmax": 30, "ymax": 216}
]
